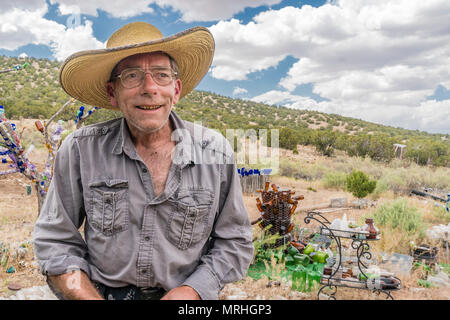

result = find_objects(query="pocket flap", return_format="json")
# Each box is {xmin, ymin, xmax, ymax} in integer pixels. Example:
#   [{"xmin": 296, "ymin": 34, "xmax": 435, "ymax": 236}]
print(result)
[
  {"xmin": 175, "ymin": 188, "xmax": 213, "ymax": 207},
  {"xmin": 89, "ymin": 179, "xmax": 129, "ymax": 189}
]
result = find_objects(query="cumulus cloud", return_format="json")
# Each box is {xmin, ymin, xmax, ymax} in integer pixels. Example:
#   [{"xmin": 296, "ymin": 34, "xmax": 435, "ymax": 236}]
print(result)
[
  {"xmin": 155, "ymin": 0, "xmax": 282, "ymax": 22},
  {"xmin": 2, "ymin": 0, "xmax": 44, "ymax": 12},
  {"xmin": 49, "ymin": 0, "xmax": 154, "ymax": 18},
  {"xmin": 252, "ymin": 90, "xmax": 323, "ymax": 110},
  {"xmin": 210, "ymin": 0, "xmax": 450, "ymax": 133},
  {"xmin": 49, "ymin": 0, "xmax": 282, "ymax": 21},
  {"xmin": 232, "ymin": 86, "xmax": 248, "ymax": 96},
  {"xmin": 0, "ymin": 2, "xmax": 104, "ymax": 61}
]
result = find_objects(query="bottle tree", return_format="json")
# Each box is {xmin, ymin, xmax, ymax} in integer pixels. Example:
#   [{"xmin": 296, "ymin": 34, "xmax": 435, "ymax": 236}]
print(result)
[{"xmin": 0, "ymin": 61, "xmax": 99, "ymax": 215}]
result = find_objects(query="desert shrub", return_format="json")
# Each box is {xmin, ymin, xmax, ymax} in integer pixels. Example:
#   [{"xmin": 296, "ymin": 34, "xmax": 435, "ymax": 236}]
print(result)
[
  {"xmin": 279, "ymin": 158, "xmax": 300, "ymax": 178},
  {"xmin": 279, "ymin": 128, "xmax": 300, "ymax": 151},
  {"xmin": 312, "ymin": 129, "xmax": 337, "ymax": 157},
  {"xmin": 278, "ymin": 159, "xmax": 328, "ymax": 181},
  {"xmin": 332, "ymin": 155, "xmax": 382, "ymax": 178},
  {"xmin": 427, "ymin": 206, "xmax": 450, "ymax": 224},
  {"xmin": 346, "ymin": 170, "xmax": 377, "ymax": 199},
  {"xmin": 299, "ymin": 163, "xmax": 328, "ymax": 181},
  {"xmin": 420, "ymin": 166, "xmax": 450, "ymax": 190},
  {"xmin": 322, "ymin": 171, "xmax": 347, "ymax": 190},
  {"xmin": 378, "ymin": 165, "xmax": 450, "ymax": 195},
  {"xmin": 376, "ymin": 172, "xmax": 410, "ymax": 195},
  {"xmin": 370, "ymin": 179, "xmax": 389, "ymax": 199},
  {"xmin": 369, "ymin": 199, "xmax": 426, "ymax": 238}
]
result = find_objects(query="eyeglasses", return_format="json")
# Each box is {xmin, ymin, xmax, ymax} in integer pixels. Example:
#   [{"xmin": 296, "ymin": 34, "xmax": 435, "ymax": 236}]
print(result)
[{"xmin": 113, "ymin": 67, "xmax": 178, "ymax": 88}]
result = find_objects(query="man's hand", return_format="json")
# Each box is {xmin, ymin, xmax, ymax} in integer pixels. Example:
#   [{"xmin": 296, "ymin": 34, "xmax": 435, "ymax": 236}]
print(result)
[{"xmin": 161, "ymin": 285, "xmax": 201, "ymax": 300}]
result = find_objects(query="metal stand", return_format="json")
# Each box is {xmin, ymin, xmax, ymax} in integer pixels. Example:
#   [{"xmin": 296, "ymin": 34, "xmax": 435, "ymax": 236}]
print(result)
[{"xmin": 304, "ymin": 211, "xmax": 401, "ymax": 300}]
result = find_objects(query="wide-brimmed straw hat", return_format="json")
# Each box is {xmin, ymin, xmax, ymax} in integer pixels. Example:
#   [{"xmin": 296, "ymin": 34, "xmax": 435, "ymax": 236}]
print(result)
[{"xmin": 59, "ymin": 22, "xmax": 215, "ymax": 110}]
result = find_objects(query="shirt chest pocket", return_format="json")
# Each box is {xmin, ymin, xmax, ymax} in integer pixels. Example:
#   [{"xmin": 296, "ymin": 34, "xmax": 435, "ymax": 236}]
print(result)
[
  {"xmin": 88, "ymin": 179, "xmax": 129, "ymax": 236},
  {"xmin": 167, "ymin": 188, "xmax": 214, "ymax": 250}
]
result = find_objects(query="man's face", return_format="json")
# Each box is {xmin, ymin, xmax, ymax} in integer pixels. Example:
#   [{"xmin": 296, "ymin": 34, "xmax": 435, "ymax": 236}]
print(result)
[{"xmin": 107, "ymin": 52, "xmax": 182, "ymax": 135}]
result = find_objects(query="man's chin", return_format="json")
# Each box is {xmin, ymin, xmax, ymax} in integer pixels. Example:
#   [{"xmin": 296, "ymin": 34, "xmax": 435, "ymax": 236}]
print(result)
[{"xmin": 129, "ymin": 118, "xmax": 170, "ymax": 135}]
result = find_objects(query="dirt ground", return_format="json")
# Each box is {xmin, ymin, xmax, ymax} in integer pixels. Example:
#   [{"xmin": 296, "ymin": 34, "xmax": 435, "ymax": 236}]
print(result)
[{"xmin": 0, "ymin": 134, "xmax": 449, "ymax": 300}]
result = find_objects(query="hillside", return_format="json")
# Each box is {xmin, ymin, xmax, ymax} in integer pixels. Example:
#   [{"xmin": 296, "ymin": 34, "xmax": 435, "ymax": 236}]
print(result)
[{"xmin": 1, "ymin": 55, "xmax": 449, "ymax": 166}]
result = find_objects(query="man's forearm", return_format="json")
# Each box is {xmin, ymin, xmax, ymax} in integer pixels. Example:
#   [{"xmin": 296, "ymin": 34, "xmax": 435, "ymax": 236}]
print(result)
[{"xmin": 48, "ymin": 270, "xmax": 104, "ymax": 300}]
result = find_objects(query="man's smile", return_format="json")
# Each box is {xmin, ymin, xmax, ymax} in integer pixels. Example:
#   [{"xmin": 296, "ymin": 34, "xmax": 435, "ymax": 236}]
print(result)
[{"xmin": 136, "ymin": 105, "xmax": 163, "ymax": 110}]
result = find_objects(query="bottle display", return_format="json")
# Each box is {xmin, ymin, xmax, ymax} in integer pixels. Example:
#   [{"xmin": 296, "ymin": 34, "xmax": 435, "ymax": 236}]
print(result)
[{"xmin": 304, "ymin": 211, "xmax": 401, "ymax": 300}]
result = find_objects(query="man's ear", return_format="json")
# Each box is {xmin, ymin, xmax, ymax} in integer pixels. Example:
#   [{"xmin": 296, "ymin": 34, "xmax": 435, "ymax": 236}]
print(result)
[
  {"xmin": 172, "ymin": 79, "xmax": 182, "ymax": 105},
  {"xmin": 106, "ymin": 82, "xmax": 119, "ymax": 108}
]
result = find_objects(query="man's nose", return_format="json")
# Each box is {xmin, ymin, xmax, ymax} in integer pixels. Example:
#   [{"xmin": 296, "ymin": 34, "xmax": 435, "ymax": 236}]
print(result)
[{"xmin": 141, "ymin": 72, "xmax": 158, "ymax": 92}]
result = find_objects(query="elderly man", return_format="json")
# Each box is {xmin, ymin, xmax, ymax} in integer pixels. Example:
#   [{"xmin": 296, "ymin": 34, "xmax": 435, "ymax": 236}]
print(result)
[{"xmin": 33, "ymin": 22, "xmax": 254, "ymax": 300}]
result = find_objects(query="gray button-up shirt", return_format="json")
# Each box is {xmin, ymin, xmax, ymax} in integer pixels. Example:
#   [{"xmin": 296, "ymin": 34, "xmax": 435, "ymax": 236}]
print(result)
[{"xmin": 33, "ymin": 111, "xmax": 254, "ymax": 300}]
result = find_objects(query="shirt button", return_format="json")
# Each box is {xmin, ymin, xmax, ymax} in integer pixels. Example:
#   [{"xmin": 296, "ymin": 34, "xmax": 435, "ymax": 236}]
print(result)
[
  {"xmin": 144, "ymin": 236, "xmax": 150, "ymax": 241},
  {"xmin": 141, "ymin": 269, "xmax": 147, "ymax": 274},
  {"xmin": 142, "ymin": 168, "xmax": 148, "ymax": 173}
]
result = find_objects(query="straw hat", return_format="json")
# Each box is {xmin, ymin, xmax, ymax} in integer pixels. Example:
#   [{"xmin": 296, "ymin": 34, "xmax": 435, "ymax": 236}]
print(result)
[{"xmin": 59, "ymin": 22, "xmax": 215, "ymax": 110}]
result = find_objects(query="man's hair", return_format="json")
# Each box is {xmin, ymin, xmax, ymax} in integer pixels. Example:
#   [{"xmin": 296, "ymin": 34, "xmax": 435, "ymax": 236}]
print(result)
[{"xmin": 109, "ymin": 51, "xmax": 179, "ymax": 82}]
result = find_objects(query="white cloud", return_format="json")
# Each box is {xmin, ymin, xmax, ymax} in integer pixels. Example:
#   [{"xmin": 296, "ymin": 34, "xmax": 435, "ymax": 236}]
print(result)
[
  {"xmin": 232, "ymin": 86, "xmax": 248, "ymax": 96},
  {"xmin": 156, "ymin": 0, "xmax": 282, "ymax": 22},
  {"xmin": 49, "ymin": 0, "xmax": 282, "ymax": 21},
  {"xmin": 18, "ymin": 53, "xmax": 28, "ymax": 59},
  {"xmin": 49, "ymin": 20, "xmax": 106, "ymax": 61},
  {"xmin": 2, "ymin": 0, "xmax": 44, "ymax": 12},
  {"xmin": 49, "ymin": 0, "xmax": 154, "ymax": 18},
  {"xmin": 210, "ymin": 0, "xmax": 450, "ymax": 133},
  {"xmin": 252, "ymin": 90, "xmax": 322, "ymax": 109},
  {"xmin": 0, "ymin": 3, "xmax": 104, "ymax": 61}
]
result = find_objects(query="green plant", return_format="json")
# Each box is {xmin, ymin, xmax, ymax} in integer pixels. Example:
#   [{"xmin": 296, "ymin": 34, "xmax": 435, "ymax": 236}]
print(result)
[
  {"xmin": 346, "ymin": 170, "xmax": 377, "ymax": 198},
  {"xmin": 313, "ymin": 129, "xmax": 337, "ymax": 157},
  {"xmin": 371, "ymin": 179, "xmax": 389, "ymax": 199},
  {"xmin": 429, "ymin": 206, "xmax": 450, "ymax": 224},
  {"xmin": 369, "ymin": 199, "xmax": 426, "ymax": 237},
  {"xmin": 322, "ymin": 171, "xmax": 347, "ymax": 190}
]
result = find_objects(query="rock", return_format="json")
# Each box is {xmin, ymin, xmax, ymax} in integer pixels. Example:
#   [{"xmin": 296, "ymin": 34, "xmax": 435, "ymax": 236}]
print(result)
[
  {"xmin": 7, "ymin": 282, "xmax": 22, "ymax": 291},
  {"xmin": 330, "ymin": 198, "xmax": 347, "ymax": 208},
  {"xmin": 351, "ymin": 199, "xmax": 368, "ymax": 209}
]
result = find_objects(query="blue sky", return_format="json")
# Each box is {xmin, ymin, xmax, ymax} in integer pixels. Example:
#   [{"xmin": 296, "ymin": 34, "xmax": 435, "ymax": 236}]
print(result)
[{"xmin": 1, "ymin": 0, "xmax": 449, "ymax": 134}]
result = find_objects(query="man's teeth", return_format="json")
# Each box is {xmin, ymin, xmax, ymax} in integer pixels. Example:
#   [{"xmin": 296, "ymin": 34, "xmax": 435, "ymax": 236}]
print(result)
[{"xmin": 137, "ymin": 105, "xmax": 161, "ymax": 110}]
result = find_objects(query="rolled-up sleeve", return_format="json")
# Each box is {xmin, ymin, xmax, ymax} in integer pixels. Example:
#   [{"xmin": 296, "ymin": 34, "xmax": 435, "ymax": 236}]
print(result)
[
  {"xmin": 182, "ymin": 150, "xmax": 254, "ymax": 300},
  {"xmin": 33, "ymin": 133, "xmax": 90, "ymax": 277}
]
